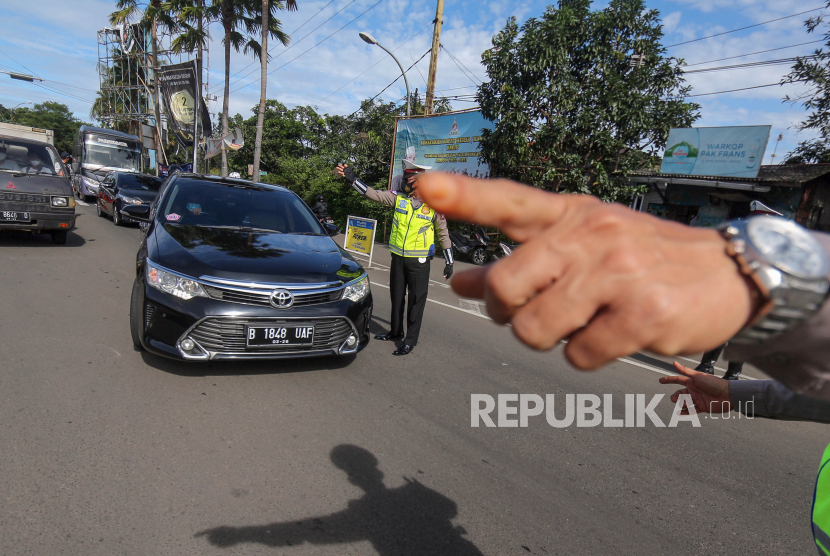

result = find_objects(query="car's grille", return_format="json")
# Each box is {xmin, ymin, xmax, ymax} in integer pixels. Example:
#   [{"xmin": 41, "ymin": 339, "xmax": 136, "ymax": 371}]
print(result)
[
  {"xmin": 0, "ymin": 192, "xmax": 53, "ymax": 212},
  {"xmin": 202, "ymin": 284, "xmax": 343, "ymax": 308},
  {"xmin": 0, "ymin": 193, "xmax": 49, "ymax": 204},
  {"xmin": 187, "ymin": 317, "xmax": 353, "ymax": 354}
]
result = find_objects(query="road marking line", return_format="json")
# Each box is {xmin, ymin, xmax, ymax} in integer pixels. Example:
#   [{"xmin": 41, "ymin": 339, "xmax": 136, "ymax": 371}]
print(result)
[
  {"xmin": 617, "ymin": 357, "xmax": 675, "ymax": 376},
  {"xmin": 76, "ymin": 199, "xmax": 89, "ymax": 206},
  {"xmin": 370, "ymin": 279, "xmax": 761, "ymax": 381},
  {"xmin": 370, "ymin": 281, "xmax": 491, "ymax": 320}
]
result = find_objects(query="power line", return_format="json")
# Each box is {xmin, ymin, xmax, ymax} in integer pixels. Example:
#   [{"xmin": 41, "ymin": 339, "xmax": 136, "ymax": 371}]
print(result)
[
  {"xmin": 684, "ymin": 55, "xmax": 816, "ymax": 74},
  {"xmin": 367, "ymin": 49, "xmax": 432, "ymax": 102},
  {"xmin": 211, "ymin": 0, "xmax": 354, "ymax": 93},
  {"xmin": 32, "ymin": 82, "xmax": 94, "ymax": 104},
  {"xmin": 440, "ymin": 44, "xmax": 481, "ymax": 85},
  {"xmin": 41, "ymin": 79, "xmax": 100, "ymax": 93},
  {"xmin": 667, "ymin": 7, "xmax": 825, "ymax": 48},
  {"xmin": 0, "ymin": 49, "xmax": 41, "ymax": 79},
  {"xmin": 346, "ymin": 48, "xmax": 432, "ymax": 118},
  {"xmin": 316, "ymin": 23, "xmax": 432, "ymax": 106},
  {"xmin": 686, "ymin": 80, "xmax": 803, "ymax": 97},
  {"xmin": 230, "ymin": 0, "xmax": 385, "ymax": 94},
  {"xmin": 684, "ymin": 39, "xmax": 824, "ymax": 67}
]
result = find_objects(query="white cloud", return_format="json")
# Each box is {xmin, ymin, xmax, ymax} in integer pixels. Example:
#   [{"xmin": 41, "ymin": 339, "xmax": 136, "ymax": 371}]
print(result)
[{"xmin": 663, "ymin": 11, "xmax": 683, "ymax": 34}]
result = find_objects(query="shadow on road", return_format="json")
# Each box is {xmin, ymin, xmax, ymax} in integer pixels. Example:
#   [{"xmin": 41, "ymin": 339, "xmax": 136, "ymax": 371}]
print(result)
[
  {"xmin": 195, "ymin": 444, "xmax": 483, "ymax": 555},
  {"xmin": 139, "ymin": 350, "xmax": 358, "ymax": 377},
  {"xmin": 0, "ymin": 230, "xmax": 86, "ymax": 248}
]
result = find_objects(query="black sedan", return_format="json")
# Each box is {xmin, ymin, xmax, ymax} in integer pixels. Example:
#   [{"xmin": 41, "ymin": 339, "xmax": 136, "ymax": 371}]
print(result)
[
  {"xmin": 123, "ymin": 173, "xmax": 373, "ymax": 361},
  {"xmin": 97, "ymin": 171, "xmax": 162, "ymax": 226}
]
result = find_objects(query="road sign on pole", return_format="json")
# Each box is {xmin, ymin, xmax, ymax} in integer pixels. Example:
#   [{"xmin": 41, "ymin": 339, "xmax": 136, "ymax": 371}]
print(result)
[{"xmin": 343, "ymin": 216, "xmax": 378, "ymax": 269}]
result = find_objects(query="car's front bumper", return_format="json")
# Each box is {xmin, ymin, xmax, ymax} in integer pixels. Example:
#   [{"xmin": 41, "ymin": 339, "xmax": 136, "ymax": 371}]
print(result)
[
  {"xmin": 138, "ymin": 284, "xmax": 373, "ymax": 361},
  {"xmin": 0, "ymin": 210, "xmax": 75, "ymax": 232}
]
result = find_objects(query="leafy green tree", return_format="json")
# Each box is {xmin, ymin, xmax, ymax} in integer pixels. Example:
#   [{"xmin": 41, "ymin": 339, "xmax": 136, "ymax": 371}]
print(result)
[
  {"xmin": 784, "ymin": 2, "xmax": 830, "ymax": 163},
  {"xmin": 477, "ymin": 0, "xmax": 698, "ymax": 201},
  {"xmin": 202, "ymin": 0, "xmax": 296, "ymax": 178},
  {"xmin": 224, "ymin": 97, "xmax": 440, "ymax": 230},
  {"xmin": 3, "ymin": 102, "xmax": 87, "ymax": 154}
]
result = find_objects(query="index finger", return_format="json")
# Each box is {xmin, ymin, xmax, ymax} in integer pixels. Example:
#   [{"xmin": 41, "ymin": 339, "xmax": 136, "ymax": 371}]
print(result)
[{"xmin": 417, "ymin": 173, "xmax": 590, "ymax": 242}]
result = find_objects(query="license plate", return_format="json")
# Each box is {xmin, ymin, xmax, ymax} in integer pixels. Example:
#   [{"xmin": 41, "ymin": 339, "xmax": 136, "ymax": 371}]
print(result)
[
  {"xmin": 0, "ymin": 211, "xmax": 31, "ymax": 222},
  {"xmin": 1, "ymin": 211, "xmax": 30, "ymax": 222},
  {"xmin": 246, "ymin": 326, "xmax": 315, "ymax": 347}
]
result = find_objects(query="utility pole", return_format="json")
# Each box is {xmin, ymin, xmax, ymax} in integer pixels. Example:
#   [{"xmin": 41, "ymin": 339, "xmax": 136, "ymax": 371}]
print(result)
[{"xmin": 424, "ymin": 0, "xmax": 444, "ymax": 115}]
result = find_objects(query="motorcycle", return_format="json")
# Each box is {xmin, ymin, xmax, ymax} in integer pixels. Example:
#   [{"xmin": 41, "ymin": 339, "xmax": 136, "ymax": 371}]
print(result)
[{"xmin": 449, "ymin": 226, "xmax": 490, "ymax": 265}]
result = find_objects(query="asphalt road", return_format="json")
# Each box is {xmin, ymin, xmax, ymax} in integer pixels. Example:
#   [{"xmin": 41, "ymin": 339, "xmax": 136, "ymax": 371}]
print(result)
[{"xmin": 0, "ymin": 201, "xmax": 825, "ymax": 555}]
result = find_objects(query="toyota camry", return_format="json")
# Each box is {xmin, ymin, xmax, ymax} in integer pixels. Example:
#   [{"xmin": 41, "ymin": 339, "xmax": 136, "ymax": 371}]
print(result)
[{"xmin": 123, "ymin": 173, "xmax": 373, "ymax": 361}]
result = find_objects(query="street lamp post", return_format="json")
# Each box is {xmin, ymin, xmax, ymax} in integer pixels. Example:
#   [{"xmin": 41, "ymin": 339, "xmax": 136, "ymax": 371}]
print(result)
[
  {"xmin": 11, "ymin": 101, "xmax": 32, "ymax": 124},
  {"xmin": 359, "ymin": 32, "xmax": 410, "ymax": 116}
]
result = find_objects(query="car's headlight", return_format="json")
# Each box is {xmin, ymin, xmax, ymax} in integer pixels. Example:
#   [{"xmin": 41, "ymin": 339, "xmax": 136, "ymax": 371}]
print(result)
[
  {"xmin": 342, "ymin": 275, "xmax": 369, "ymax": 302},
  {"xmin": 51, "ymin": 196, "xmax": 71, "ymax": 207},
  {"xmin": 121, "ymin": 196, "xmax": 142, "ymax": 205},
  {"xmin": 145, "ymin": 261, "xmax": 206, "ymax": 300}
]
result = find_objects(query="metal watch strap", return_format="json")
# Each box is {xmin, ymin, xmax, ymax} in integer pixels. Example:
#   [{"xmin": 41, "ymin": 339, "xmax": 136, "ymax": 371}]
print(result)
[{"xmin": 722, "ymin": 223, "xmax": 830, "ymax": 345}]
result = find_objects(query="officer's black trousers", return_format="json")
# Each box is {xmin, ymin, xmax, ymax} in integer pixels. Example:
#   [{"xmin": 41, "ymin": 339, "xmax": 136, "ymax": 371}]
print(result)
[{"xmin": 389, "ymin": 253, "xmax": 430, "ymax": 346}]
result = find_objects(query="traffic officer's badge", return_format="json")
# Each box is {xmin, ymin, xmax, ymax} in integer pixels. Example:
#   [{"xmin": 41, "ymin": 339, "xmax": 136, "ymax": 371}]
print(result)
[
  {"xmin": 399, "ymin": 199, "xmax": 407, "ymax": 209},
  {"xmin": 421, "ymin": 205, "xmax": 430, "ymax": 214}
]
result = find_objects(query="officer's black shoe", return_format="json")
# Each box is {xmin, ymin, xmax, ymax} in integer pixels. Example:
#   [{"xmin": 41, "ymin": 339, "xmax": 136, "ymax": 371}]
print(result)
[
  {"xmin": 722, "ymin": 372, "xmax": 741, "ymax": 381},
  {"xmin": 695, "ymin": 364, "xmax": 715, "ymax": 375},
  {"xmin": 393, "ymin": 344, "xmax": 413, "ymax": 356},
  {"xmin": 375, "ymin": 332, "xmax": 404, "ymax": 341}
]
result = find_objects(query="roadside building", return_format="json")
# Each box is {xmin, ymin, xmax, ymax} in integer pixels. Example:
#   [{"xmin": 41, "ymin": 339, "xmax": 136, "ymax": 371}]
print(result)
[{"xmin": 629, "ymin": 164, "xmax": 830, "ymax": 230}]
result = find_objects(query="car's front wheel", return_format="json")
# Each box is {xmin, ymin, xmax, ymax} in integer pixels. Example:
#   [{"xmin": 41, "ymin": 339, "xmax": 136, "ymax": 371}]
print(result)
[
  {"xmin": 129, "ymin": 280, "xmax": 144, "ymax": 351},
  {"xmin": 96, "ymin": 200, "xmax": 104, "ymax": 217},
  {"xmin": 113, "ymin": 202, "xmax": 122, "ymax": 226}
]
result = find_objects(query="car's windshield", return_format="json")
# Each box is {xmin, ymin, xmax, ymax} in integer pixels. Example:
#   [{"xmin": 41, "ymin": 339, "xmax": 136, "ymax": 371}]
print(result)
[
  {"xmin": 84, "ymin": 137, "xmax": 141, "ymax": 171},
  {"xmin": 119, "ymin": 173, "xmax": 162, "ymax": 191},
  {"xmin": 161, "ymin": 178, "xmax": 325, "ymax": 234},
  {"xmin": 0, "ymin": 139, "xmax": 63, "ymax": 176}
]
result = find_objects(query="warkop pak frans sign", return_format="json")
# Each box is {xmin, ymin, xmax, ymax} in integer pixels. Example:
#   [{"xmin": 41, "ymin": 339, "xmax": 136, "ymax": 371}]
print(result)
[{"xmin": 157, "ymin": 61, "xmax": 211, "ymax": 147}]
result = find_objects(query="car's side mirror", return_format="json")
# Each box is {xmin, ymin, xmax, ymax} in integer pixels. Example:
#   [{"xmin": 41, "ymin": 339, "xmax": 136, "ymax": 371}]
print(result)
[
  {"xmin": 121, "ymin": 204, "xmax": 151, "ymax": 223},
  {"xmin": 325, "ymin": 223, "xmax": 339, "ymax": 236}
]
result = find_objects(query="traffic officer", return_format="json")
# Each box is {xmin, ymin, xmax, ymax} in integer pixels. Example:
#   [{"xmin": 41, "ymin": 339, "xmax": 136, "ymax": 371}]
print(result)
[{"xmin": 336, "ymin": 160, "xmax": 453, "ymax": 356}]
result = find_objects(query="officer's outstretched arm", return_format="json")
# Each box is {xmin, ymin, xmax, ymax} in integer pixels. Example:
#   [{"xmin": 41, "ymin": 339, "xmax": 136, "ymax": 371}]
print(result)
[{"xmin": 335, "ymin": 163, "xmax": 397, "ymax": 207}]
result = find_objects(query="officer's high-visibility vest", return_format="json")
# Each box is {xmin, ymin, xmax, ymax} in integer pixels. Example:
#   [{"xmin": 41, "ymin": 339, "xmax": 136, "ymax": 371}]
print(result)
[
  {"xmin": 815, "ymin": 444, "xmax": 830, "ymax": 554},
  {"xmin": 389, "ymin": 194, "xmax": 435, "ymax": 258}
]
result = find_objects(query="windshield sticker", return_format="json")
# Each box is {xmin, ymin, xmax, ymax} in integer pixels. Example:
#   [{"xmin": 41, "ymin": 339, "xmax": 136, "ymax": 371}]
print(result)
[{"xmin": 167, "ymin": 213, "xmax": 181, "ymax": 221}]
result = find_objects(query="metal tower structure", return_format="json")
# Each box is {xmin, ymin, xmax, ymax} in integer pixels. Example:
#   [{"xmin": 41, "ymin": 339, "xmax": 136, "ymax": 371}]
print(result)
[{"xmin": 96, "ymin": 24, "xmax": 215, "ymax": 152}]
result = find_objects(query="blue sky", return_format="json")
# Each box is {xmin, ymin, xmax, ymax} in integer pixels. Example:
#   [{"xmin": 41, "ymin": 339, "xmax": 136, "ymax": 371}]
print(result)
[{"xmin": 0, "ymin": 0, "xmax": 824, "ymax": 162}]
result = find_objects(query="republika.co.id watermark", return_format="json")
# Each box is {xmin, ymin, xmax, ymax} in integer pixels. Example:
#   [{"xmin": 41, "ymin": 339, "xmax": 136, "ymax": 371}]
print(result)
[{"xmin": 471, "ymin": 394, "xmax": 754, "ymax": 428}]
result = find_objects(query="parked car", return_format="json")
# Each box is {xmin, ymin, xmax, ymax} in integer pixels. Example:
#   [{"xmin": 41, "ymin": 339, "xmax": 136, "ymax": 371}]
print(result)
[
  {"xmin": 97, "ymin": 171, "xmax": 162, "ymax": 226},
  {"xmin": 0, "ymin": 135, "xmax": 75, "ymax": 244},
  {"xmin": 123, "ymin": 173, "xmax": 373, "ymax": 361}
]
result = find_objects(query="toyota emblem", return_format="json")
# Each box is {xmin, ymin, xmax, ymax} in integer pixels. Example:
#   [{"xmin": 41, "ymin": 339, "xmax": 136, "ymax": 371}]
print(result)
[{"xmin": 270, "ymin": 288, "xmax": 294, "ymax": 308}]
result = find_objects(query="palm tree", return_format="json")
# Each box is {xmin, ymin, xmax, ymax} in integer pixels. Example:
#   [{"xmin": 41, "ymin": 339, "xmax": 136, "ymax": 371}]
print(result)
[
  {"xmin": 110, "ymin": 1, "xmax": 185, "ymax": 169},
  {"xmin": 207, "ymin": 0, "xmax": 296, "ymax": 177}
]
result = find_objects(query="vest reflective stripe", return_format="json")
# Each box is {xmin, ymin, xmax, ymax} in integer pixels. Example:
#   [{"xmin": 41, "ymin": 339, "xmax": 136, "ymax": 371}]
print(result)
[
  {"xmin": 813, "ymin": 443, "xmax": 830, "ymax": 555},
  {"xmin": 389, "ymin": 194, "xmax": 435, "ymax": 258}
]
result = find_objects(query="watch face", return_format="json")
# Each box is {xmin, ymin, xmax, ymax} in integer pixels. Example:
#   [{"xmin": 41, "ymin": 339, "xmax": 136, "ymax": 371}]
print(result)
[{"xmin": 746, "ymin": 217, "xmax": 830, "ymax": 279}]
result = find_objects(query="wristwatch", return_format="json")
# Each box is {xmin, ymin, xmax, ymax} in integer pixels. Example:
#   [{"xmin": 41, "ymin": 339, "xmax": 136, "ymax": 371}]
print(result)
[{"xmin": 720, "ymin": 216, "xmax": 830, "ymax": 344}]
